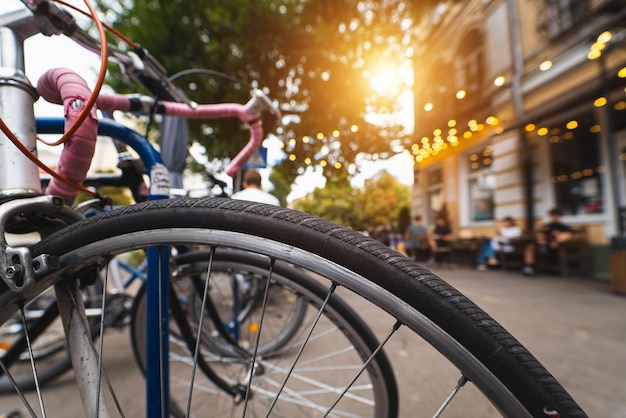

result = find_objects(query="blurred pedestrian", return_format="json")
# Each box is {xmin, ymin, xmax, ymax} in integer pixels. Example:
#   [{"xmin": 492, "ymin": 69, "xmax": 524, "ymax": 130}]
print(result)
[
  {"xmin": 404, "ymin": 215, "xmax": 429, "ymax": 261},
  {"xmin": 371, "ymin": 225, "xmax": 391, "ymax": 247},
  {"xmin": 428, "ymin": 217, "xmax": 453, "ymax": 264},
  {"xmin": 522, "ymin": 208, "xmax": 572, "ymax": 275},
  {"xmin": 231, "ymin": 169, "xmax": 279, "ymax": 206}
]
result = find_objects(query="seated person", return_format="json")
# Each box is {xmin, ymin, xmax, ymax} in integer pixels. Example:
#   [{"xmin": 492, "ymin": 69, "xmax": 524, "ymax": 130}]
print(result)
[
  {"xmin": 428, "ymin": 217, "xmax": 453, "ymax": 263},
  {"xmin": 522, "ymin": 208, "xmax": 572, "ymax": 275},
  {"xmin": 403, "ymin": 215, "xmax": 429, "ymax": 261},
  {"xmin": 476, "ymin": 216, "xmax": 521, "ymax": 271}
]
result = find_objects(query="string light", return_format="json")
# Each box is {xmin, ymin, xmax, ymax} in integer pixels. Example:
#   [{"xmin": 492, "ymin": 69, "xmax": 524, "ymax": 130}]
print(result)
[
  {"xmin": 485, "ymin": 116, "xmax": 499, "ymax": 125},
  {"xmin": 587, "ymin": 49, "xmax": 602, "ymax": 60},
  {"xmin": 566, "ymin": 120, "xmax": 579, "ymax": 130},
  {"xmin": 539, "ymin": 60, "xmax": 553, "ymax": 71},
  {"xmin": 597, "ymin": 31, "xmax": 612, "ymax": 44}
]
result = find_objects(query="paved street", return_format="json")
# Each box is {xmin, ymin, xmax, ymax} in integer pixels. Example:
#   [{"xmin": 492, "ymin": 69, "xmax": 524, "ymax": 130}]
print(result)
[
  {"xmin": 0, "ymin": 266, "xmax": 625, "ymax": 417},
  {"xmin": 437, "ymin": 266, "xmax": 626, "ymax": 418}
]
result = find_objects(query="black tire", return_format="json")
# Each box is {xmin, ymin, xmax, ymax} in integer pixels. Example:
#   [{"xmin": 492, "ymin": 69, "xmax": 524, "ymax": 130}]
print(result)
[{"xmin": 23, "ymin": 197, "xmax": 586, "ymax": 417}]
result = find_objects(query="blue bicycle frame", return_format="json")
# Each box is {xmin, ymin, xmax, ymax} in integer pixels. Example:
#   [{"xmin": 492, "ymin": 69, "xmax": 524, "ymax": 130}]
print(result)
[{"xmin": 37, "ymin": 117, "xmax": 171, "ymax": 416}]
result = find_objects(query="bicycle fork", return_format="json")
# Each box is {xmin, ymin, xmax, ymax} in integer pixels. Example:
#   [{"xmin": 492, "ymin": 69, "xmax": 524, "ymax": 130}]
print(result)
[{"xmin": 55, "ymin": 279, "xmax": 111, "ymax": 418}]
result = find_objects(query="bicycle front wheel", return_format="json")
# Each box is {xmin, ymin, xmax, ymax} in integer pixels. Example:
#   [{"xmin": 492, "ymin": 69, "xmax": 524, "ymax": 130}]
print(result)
[{"xmin": 25, "ymin": 197, "xmax": 586, "ymax": 417}]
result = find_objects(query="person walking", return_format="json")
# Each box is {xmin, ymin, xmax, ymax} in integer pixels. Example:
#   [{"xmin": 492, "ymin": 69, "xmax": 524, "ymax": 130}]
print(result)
[{"xmin": 231, "ymin": 169, "xmax": 280, "ymax": 206}]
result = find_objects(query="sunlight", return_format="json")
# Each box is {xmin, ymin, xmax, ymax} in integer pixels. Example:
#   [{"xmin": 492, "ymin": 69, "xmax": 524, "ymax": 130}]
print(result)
[
  {"xmin": 367, "ymin": 64, "xmax": 413, "ymax": 95},
  {"xmin": 369, "ymin": 68, "xmax": 398, "ymax": 94}
]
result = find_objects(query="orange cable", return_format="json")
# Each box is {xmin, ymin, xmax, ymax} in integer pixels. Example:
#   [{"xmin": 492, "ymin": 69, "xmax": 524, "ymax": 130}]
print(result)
[
  {"xmin": 39, "ymin": 0, "xmax": 108, "ymax": 147},
  {"xmin": 0, "ymin": 0, "xmax": 111, "ymax": 197},
  {"xmin": 0, "ymin": 119, "xmax": 95, "ymax": 196},
  {"xmin": 52, "ymin": 0, "xmax": 138, "ymax": 48}
]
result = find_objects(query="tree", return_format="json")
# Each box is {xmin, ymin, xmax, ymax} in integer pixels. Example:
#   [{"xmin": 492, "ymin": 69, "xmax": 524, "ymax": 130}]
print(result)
[
  {"xmin": 94, "ymin": 0, "xmax": 448, "ymax": 192},
  {"xmin": 292, "ymin": 169, "xmax": 362, "ymax": 228},
  {"xmin": 358, "ymin": 170, "xmax": 410, "ymax": 232},
  {"xmin": 293, "ymin": 169, "xmax": 409, "ymax": 232}
]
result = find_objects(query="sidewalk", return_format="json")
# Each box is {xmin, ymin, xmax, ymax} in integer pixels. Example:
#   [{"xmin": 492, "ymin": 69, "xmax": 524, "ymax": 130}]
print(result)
[
  {"xmin": 0, "ymin": 265, "xmax": 623, "ymax": 417},
  {"xmin": 429, "ymin": 265, "xmax": 626, "ymax": 418}
]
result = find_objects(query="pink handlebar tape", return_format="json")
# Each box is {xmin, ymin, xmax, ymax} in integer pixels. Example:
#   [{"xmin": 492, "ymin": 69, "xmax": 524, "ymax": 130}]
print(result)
[{"xmin": 37, "ymin": 68, "xmax": 99, "ymax": 205}]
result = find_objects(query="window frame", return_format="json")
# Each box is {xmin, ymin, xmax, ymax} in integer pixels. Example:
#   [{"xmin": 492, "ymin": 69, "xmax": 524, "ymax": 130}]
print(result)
[
  {"xmin": 424, "ymin": 163, "xmax": 444, "ymax": 227},
  {"xmin": 460, "ymin": 143, "xmax": 496, "ymax": 227}
]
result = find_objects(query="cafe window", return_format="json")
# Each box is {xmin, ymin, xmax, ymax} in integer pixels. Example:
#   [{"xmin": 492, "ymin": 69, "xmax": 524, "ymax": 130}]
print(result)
[
  {"xmin": 537, "ymin": 0, "xmax": 589, "ymax": 39},
  {"xmin": 468, "ymin": 145, "xmax": 495, "ymax": 222},
  {"xmin": 454, "ymin": 29, "xmax": 485, "ymax": 93},
  {"xmin": 543, "ymin": 111, "xmax": 604, "ymax": 215},
  {"xmin": 426, "ymin": 167, "xmax": 443, "ymax": 225}
]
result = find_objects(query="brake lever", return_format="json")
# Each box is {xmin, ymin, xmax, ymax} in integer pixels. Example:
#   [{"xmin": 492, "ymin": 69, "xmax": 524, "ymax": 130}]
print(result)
[
  {"xmin": 126, "ymin": 46, "xmax": 196, "ymax": 107},
  {"xmin": 18, "ymin": 0, "xmax": 76, "ymax": 36},
  {"xmin": 244, "ymin": 89, "xmax": 282, "ymax": 125}
]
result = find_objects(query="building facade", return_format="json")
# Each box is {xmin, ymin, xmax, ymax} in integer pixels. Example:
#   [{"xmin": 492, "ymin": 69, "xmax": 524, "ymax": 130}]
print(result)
[{"xmin": 410, "ymin": 0, "xmax": 626, "ymax": 275}]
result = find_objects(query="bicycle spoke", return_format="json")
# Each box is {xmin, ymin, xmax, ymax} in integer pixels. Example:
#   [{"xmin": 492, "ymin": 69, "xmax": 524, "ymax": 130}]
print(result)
[
  {"xmin": 20, "ymin": 305, "xmax": 46, "ymax": 418},
  {"xmin": 96, "ymin": 261, "xmax": 110, "ymax": 415},
  {"xmin": 324, "ymin": 321, "xmax": 401, "ymax": 416},
  {"xmin": 242, "ymin": 257, "xmax": 276, "ymax": 416},
  {"xmin": 0, "ymin": 358, "xmax": 39, "ymax": 418},
  {"xmin": 433, "ymin": 375, "xmax": 469, "ymax": 418},
  {"xmin": 256, "ymin": 356, "xmax": 375, "ymax": 407},
  {"xmin": 265, "ymin": 282, "xmax": 337, "ymax": 417},
  {"xmin": 186, "ymin": 246, "xmax": 216, "ymax": 416}
]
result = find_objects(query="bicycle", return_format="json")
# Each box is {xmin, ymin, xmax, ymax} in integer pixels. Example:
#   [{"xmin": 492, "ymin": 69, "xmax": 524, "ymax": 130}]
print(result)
[
  {"xmin": 0, "ymin": 106, "xmax": 312, "ymax": 393},
  {"xmin": 0, "ymin": 100, "xmax": 309, "ymax": 396},
  {"xmin": 0, "ymin": 1, "xmax": 587, "ymax": 417}
]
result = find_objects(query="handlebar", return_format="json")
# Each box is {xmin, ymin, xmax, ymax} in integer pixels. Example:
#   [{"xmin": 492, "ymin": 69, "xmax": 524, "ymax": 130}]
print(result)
[
  {"xmin": 3, "ymin": 0, "xmax": 282, "ymax": 204},
  {"xmin": 17, "ymin": 0, "xmax": 193, "ymax": 106},
  {"xmin": 96, "ymin": 89, "xmax": 279, "ymax": 176}
]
